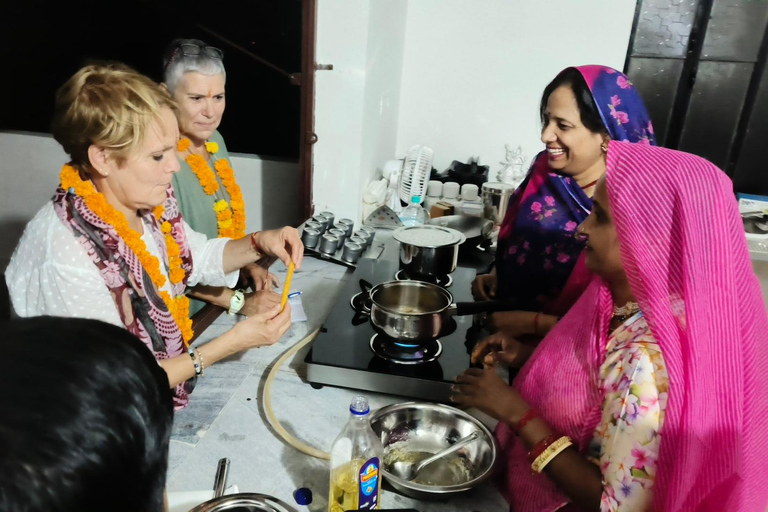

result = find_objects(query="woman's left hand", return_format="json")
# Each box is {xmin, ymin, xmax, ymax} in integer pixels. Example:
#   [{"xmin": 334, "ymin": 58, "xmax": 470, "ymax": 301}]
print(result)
[
  {"xmin": 450, "ymin": 368, "xmax": 529, "ymax": 423},
  {"xmin": 242, "ymin": 263, "xmax": 280, "ymax": 291},
  {"xmin": 253, "ymin": 227, "xmax": 304, "ymax": 270}
]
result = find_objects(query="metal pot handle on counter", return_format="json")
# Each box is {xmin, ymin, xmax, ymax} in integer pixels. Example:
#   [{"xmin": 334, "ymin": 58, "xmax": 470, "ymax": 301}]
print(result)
[
  {"xmin": 367, "ymin": 280, "xmax": 511, "ymax": 342},
  {"xmin": 393, "ymin": 225, "xmax": 466, "ymax": 277}
]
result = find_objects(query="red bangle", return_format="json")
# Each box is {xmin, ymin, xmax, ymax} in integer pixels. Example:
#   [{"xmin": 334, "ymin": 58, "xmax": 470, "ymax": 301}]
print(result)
[
  {"xmin": 514, "ymin": 409, "xmax": 539, "ymax": 435},
  {"xmin": 533, "ymin": 312, "xmax": 541, "ymax": 336},
  {"xmin": 528, "ymin": 433, "xmax": 560, "ymax": 464},
  {"xmin": 250, "ymin": 232, "xmax": 262, "ymax": 256}
]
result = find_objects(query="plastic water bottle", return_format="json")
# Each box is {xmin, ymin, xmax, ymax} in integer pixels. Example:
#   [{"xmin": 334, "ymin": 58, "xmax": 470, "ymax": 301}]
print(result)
[
  {"xmin": 399, "ymin": 195, "xmax": 430, "ymax": 227},
  {"xmin": 328, "ymin": 396, "xmax": 384, "ymax": 511}
]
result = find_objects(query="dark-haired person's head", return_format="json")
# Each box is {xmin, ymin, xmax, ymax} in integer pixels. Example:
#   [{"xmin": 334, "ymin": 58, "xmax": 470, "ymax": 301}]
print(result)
[
  {"xmin": 0, "ymin": 317, "xmax": 173, "ymax": 512},
  {"xmin": 538, "ymin": 65, "xmax": 656, "ymax": 179},
  {"xmin": 539, "ymin": 67, "xmax": 608, "ymax": 177}
]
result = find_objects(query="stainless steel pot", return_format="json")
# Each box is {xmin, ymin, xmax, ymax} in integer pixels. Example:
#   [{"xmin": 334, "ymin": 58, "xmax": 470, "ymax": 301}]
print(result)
[
  {"xmin": 393, "ymin": 226, "xmax": 466, "ymax": 277},
  {"xmin": 369, "ymin": 280, "xmax": 507, "ymax": 342},
  {"xmin": 188, "ymin": 493, "xmax": 297, "ymax": 512},
  {"xmin": 481, "ymin": 182, "xmax": 516, "ymax": 226}
]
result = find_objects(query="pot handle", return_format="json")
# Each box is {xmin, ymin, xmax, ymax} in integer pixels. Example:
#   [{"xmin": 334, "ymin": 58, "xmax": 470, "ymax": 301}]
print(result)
[{"xmin": 453, "ymin": 300, "xmax": 512, "ymax": 316}]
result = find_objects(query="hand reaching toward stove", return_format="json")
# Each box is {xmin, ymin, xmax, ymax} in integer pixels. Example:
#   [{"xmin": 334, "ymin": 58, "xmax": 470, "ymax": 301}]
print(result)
[
  {"xmin": 471, "ymin": 270, "xmax": 497, "ymax": 300},
  {"xmin": 471, "ymin": 332, "xmax": 534, "ymax": 369},
  {"xmin": 487, "ymin": 311, "xmax": 560, "ymax": 339},
  {"xmin": 450, "ymin": 368, "xmax": 527, "ymax": 425}
]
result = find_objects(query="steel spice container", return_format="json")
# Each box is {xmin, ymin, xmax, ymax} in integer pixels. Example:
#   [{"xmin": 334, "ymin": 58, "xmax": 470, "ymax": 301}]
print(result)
[
  {"xmin": 481, "ymin": 182, "xmax": 516, "ymax": 226},
  {"xmin": 393, "ymin": 226, "xmax": 466, "ymax": 277},
  {"xmin": 300, "ymin": 228, "xmax": 321, "ymax": 249}
]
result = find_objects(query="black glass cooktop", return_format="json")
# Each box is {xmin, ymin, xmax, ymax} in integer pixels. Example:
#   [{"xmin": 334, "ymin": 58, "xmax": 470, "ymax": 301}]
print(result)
[{"xmin": 305, "ymin": 256, "xmax": 486, "ymax": 402}]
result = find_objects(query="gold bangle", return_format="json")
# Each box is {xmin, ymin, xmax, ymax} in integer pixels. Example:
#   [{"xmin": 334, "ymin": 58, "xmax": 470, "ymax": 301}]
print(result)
[{"xmin": 531, "ymin": 436, "xmax": 573, "ymax": 473}]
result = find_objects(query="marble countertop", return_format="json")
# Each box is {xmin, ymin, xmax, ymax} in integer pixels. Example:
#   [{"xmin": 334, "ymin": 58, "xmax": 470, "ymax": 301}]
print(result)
[{"xmin": 167, "ymin": 235, "xmax": 507, "ymax": 512}]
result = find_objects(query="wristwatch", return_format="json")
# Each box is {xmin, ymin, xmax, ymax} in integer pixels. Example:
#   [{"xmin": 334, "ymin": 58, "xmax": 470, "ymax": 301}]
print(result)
[{"xmin": 228, "ymin": 289, "xmax": 245, "ymax": 315}]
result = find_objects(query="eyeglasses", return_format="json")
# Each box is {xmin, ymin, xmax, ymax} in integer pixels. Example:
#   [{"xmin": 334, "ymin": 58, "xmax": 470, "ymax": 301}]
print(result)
[{"xmin": 166, "ymin": 43, "xmax": 224, "ymax": 68}]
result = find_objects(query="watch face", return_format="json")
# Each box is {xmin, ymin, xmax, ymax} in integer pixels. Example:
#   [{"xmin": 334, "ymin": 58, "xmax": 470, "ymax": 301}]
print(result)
[{"xmin": 229, "ymin": 290, "xmax": 245, "ymax": 314}]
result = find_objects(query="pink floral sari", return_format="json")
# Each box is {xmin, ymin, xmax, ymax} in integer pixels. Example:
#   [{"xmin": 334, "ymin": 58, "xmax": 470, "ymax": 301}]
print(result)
[{"xmin": 497, "ymin": 141, "xmax": 768, "ymax": 511}]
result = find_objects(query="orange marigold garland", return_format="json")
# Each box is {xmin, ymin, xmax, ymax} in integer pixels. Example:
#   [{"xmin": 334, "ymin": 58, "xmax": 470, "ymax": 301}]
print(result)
[
  {"xmin": 61, "ymin": 165, "xmax": 193, "ymax": 345},
  {"xmin": 176, "ymin": 138, "xmax": 191, "ymax": 152},
  {"xmin": 179, "ymin": 137, "xmax": 246, "ymax": 239}
]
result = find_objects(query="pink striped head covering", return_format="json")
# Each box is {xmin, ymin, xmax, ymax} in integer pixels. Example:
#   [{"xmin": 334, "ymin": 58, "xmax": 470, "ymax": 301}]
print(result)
[{"xmin": 496, "ymin": 141, "xmax": 768, "ymax": 511}]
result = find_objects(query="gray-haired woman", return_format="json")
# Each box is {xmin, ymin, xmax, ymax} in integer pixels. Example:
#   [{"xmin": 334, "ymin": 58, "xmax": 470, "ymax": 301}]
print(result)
[{"xmin": 162, "ymin": 38, "xmax": 280, "ymax": 317}]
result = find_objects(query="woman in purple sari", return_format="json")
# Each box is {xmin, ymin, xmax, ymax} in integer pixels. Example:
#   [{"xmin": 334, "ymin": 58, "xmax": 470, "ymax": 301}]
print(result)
[{"xmin": 471, "ymin": 65, "xmax": 655, "ymax": 346}]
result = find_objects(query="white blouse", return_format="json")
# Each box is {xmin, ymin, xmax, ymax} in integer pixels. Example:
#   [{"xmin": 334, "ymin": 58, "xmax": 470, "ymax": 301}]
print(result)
[{"xmin": 5, "ymin": 202, "xmax": 239, "ymax": 326}]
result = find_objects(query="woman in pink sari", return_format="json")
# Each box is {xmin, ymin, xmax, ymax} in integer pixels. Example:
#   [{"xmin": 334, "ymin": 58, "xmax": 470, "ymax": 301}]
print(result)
[{"xmin": 453, "ymin": 141, "xmax": 768, "ymax": 511}]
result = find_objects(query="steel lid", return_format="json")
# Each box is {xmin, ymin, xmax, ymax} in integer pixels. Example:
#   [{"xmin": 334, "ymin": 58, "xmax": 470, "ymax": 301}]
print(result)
[{"xmin": 393, "ymin": 225, "xmax": 466, "ymax": 248}]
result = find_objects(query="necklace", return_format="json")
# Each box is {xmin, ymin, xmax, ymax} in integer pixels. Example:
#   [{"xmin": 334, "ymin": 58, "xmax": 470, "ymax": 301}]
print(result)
[
  {"xmin": 612, "ymin": 301, "xmax": 640, "ymax": 322},
  {"xmin": 580, "ymin": 178, "xmax": 599, "ymax": 190},
  {"xmin": 60, "ymin": 165, "xmax": 194, "ymax": 345},
  {"xmin": 178, "ymin": 138, "xmax": 246, "ymax": 239}
]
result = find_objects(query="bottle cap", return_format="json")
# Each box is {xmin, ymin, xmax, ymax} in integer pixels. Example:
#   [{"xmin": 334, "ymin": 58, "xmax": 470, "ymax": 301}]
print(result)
[
  {"xmin": 410, "ymin": 195, "xmax": 421, "ymax": 204},
  {"xmin": 293, "ymin": 487, "xmax": 313, "ymax": 505},
  {"xmin": 350, "ymin": 395, "xmax": 370, "ymax": 415}
]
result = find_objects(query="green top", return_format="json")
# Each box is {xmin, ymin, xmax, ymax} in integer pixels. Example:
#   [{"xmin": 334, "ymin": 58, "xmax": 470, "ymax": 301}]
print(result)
[
  {"xmin": 172, "ymin": 130, "xmax": 237, "ymax": 315},
  {"xmin": 172, "ymin": 130, "xmax": 234, "ymax": 240}
]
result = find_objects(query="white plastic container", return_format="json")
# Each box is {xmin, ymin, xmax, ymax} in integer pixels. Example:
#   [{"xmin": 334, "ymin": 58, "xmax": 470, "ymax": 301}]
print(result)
[
  {"xmin": 328, "ymin": 396, "xmax": 383, "ymax": 511},
  {"xmin": 441, "ymin": 182, "xmax": 462, "ymax": 209}
]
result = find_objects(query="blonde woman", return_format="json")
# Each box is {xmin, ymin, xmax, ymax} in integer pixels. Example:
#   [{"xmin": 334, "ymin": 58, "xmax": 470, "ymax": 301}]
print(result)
[{"xmin": 5, "ymin": 63, "xmax": 303, "ymax": 408}]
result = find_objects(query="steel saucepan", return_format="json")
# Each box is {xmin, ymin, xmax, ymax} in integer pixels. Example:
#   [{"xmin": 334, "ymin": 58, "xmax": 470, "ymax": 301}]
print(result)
[
  {"xmin": 369, "ymin": 280, "xmax": 508, "ymax": 342},
  {"xmin": 393, "ymin": 225, "xmax": 466, "ymax": 277}
]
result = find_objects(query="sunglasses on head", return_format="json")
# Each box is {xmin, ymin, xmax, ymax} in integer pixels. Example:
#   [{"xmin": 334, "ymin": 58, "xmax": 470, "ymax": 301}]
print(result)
[{"xmin": 166, "ymin": 43, "xmax": 224, "ymax": 68}]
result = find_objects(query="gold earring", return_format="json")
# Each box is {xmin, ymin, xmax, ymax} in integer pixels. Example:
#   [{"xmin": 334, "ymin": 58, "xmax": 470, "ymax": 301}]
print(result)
[{"xmin": 601, "ymin": 140, "xmax": 609, "ymax": 154}]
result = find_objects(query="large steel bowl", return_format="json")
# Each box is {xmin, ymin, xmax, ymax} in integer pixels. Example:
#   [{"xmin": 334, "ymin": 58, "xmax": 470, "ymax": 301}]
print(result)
[{"xmin": 369, "ymin": 402, "xmax": 497, "ymax": 500}]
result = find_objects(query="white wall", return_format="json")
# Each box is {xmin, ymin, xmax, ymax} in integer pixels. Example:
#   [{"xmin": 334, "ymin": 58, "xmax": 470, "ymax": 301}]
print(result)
[
  {"xmin": 313, "ymin": 0, "xmax": 637, "ymax": 222},
  {"xmin": 0, "ymin": 132, "xmax": 300, "ymax": 275},
  {"xmin": 395, "ymin": 0, "xmax": 637, "ymax": 172},
  {"xmin": 313, "ymin": 0, "xmax": 408, "ymax": 227}
]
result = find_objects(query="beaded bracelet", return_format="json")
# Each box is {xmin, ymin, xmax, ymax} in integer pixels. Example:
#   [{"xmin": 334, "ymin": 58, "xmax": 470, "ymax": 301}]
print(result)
[
  {"xmin": 188, "ymin": 346, "xmax": 201, "ymax": 376},
  {"xmin": 198, "ymin": 348, "xmax": 206, "ymax": 377},
  {"xmin": 531, "ymin": 436, "xmax": 573, "ymax": 473},
  {"xmin": 514, "ymin": 409, "xmax": 539, "ymax": 435}
]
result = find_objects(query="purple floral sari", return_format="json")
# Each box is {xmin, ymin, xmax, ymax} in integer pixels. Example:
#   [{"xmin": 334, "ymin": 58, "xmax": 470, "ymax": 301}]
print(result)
[{"xmin": 495, "ymin": 65, "xmax": 656, "ymax": 316}]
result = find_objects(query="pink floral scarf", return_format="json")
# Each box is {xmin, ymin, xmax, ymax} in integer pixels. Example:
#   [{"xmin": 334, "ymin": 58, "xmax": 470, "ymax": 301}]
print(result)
[{"xmin": 53, "ymin": 185, "xmax": 195, "ymax": 409}]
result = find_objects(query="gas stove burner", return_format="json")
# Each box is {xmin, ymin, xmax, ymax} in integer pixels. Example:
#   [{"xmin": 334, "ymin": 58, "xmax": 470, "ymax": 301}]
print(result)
[
  {"xmin": 350, "ymin": 292, "xmax": 371, "ymax": 314},
  {"xmin": 369, "ymin": 334, "xmax": 442, "ymax": 365},
  {"xmin": 394, "ymin": 269, "xmax": 453, "ymax": 288}
]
